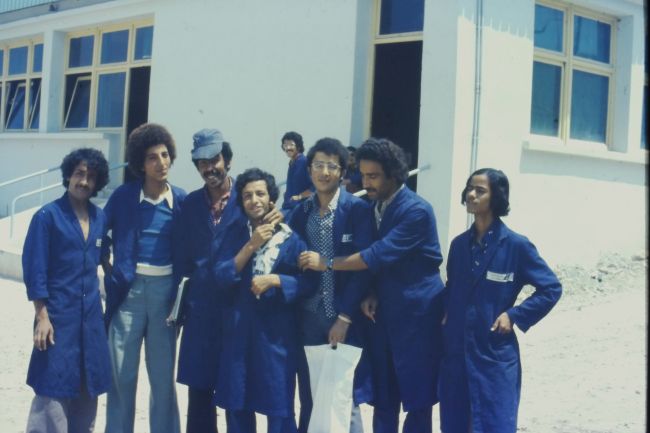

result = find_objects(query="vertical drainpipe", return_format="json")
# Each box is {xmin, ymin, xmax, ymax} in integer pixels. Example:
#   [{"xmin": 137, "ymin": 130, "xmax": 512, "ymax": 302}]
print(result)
[{"xmin": 467, "ymin": 0, "xmax": 484, "ymax": 229}]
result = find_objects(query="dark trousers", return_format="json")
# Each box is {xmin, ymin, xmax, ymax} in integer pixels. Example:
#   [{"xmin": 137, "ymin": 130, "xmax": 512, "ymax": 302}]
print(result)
[
  {"xmin": 226, "ymin": 410, "xmax": 297, "ymax": 433},
  {"xmin": 186, "ymin": 387, "xmax": 217, "ymax": 433}
]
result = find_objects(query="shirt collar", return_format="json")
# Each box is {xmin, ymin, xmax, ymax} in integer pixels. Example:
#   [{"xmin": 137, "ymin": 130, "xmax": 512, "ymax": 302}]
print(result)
[
  {"xmin": 307, "ymin": 187, "xmax": 340, "ymax": 214},
  {"xmin": 140, "ymin": 184, "xmax": 173, "ymax": 209},
  {"xmin": 376, "ymin": 183, "xmax": 404, "ymax": 215}
]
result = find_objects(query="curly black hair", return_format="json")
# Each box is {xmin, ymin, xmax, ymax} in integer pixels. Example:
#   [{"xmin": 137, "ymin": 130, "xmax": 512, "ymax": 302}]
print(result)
[
  {"xmin": 235, "ymin": 168, "xmax": 279, "ymax": 212},
  {"xmin": 61, "ymin": 148, "xmax": 109, "ymax": 197},
  {"xmin": 356, "ymin": 137, "xmax": 409, "ymax": 185},
  {"xmin": 126, "ymin": 123, "xmax": 176, "ymax": 177},
  {"xmin": 461, "ymin": 168, "xmax": 510, "ymax": 217}
]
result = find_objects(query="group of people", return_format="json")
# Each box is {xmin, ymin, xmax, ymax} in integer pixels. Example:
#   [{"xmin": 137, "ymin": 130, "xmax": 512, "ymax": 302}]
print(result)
[{"xmin": 22, "ymin": 122, "xmax": 562, "ymax": 433}]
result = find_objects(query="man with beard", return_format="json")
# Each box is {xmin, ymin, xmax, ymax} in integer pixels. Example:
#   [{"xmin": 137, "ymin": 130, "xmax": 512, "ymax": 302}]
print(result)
[
  {"xmin": 300, "ymin": 138, "xmax": 445, "ymax": 433},
  {"xmin": 176, "ymin": 129, "xmax": 283, "ymax": 433}
]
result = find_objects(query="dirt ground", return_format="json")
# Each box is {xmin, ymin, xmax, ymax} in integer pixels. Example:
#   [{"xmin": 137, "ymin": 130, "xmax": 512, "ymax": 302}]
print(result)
[{"xmin": 0, "ymin": 253, "xmax": 646, "ymax": 432}]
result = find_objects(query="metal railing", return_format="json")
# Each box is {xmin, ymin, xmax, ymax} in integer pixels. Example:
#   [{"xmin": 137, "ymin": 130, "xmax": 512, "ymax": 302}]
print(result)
[{"xmin": 9, "ymin": 163, "xmax": 127, "ymax": 238}]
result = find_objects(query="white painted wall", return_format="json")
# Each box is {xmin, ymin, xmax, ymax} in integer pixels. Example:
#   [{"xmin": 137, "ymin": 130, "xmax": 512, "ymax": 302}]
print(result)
[
  {"xmin": 148, "ymin": 0, "xmax": 361, "ymax": 196},
  {"xmin": 420, "ymin": 0, "xmax": 646, "ymax": 267}
]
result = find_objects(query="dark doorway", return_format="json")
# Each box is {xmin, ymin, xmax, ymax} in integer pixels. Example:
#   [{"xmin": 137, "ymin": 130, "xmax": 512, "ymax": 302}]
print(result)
[
  {"xmin": 124, "ymin": 66, "xmax": 151, "ymax": 182},
  {"xmin": 370, "ymin": 41, "xmax": 422, "ymax": 190}
]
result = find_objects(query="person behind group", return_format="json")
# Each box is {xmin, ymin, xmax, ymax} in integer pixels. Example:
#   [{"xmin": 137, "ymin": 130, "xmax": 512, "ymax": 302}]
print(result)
[
  {"xmin": 103, "ymin": 123, "xmax": 186, "ymax": 433},
  {"xmin": 175, "ymin": 129, "xmax": 236, "ymax": 433},
  {"xmin": 288, "ymin": 137, "xmax": 373, "ymax": 433},
  {"xmin": 212, "ymin": 168, "xmax": 314, "ymax": 433},
  {"xmin": 300, "ymin": 138, "xmax": 445, "ymax": 433},
  {"xmin": 23, "ymin": 148, "xmax": 111, "ymax": 433},
  {"xmin": 341, "ymin": 145, "xmax": 362, "ymax": 194},
  {"xmin": 280, "ymin": 131, "xmax": 313, "ymax": 210},
  {"xmin": 438, "ymin": 168, "xmax": 562, "ymax": 433}
]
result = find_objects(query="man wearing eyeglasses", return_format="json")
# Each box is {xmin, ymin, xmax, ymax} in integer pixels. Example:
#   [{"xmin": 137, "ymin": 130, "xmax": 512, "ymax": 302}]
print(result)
[
  {"xmin": 287, "ymin": 137, "xmax": 373, "ymax": 433},
  {"xmin": 280, "ymin": 131, "xmax": 314, "ymax": 210}
]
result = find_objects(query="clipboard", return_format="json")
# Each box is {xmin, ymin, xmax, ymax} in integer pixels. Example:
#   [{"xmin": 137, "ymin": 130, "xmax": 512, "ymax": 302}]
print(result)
[{"xmin": 167, "ymin": 277, "xmax": 189, "ymax": 327}]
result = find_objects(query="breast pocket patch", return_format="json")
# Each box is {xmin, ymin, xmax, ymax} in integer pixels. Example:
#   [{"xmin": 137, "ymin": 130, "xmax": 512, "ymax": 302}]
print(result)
[
  {"xmin": 341, "ymin": 233, "xmax": 353, "ymax": 243},
  {"xmin": 486, "ymin": 271, "xmax": 514, "ymax": 282}
]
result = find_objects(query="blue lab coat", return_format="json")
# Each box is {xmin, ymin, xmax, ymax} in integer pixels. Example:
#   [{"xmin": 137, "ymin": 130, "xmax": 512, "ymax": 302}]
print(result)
[
  {"xmin": 439, "ymin": 218, "xmax": 562, "ymax": 433},
  {"xmin": 102, "ymin": 180, "xmax": 186, "ymax": 327},
  {"xmin": 211, "ymin": 217, "xmax": 314, "ymax": 417},
  {"xmin": 359, "ymin": 186, "xmax": 445, "ymax": 411},
  {"xmin": 287, "ymin": 187, "xmax": 374, "ymax": 404},
  {"xmin": 23, "ymin": 194, "xmax": 111, "ymax": 398},
  {"xmin": 176, "ymin": 185, "xmax": 241, "ymax": 390},
  {"xmin": 282, "ymin": 153, "xmax": 313, "ymax": 210}
]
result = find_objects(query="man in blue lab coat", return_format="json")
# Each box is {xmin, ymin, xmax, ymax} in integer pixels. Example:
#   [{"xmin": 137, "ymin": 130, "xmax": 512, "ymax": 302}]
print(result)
[
  {"xmin": 289, "ymin": 137, "xmax": 373, "ymax": 433},
  {"xmin": 175, "ymin": 129, "xmax": 238, "ymax": 433},
  {"xmin": 300, "ymin": 138, "xmax": 445, "ymax": 433},
  {"xmin": 23, "ymin": 148, "xmax": 111, "ymax": 433}
]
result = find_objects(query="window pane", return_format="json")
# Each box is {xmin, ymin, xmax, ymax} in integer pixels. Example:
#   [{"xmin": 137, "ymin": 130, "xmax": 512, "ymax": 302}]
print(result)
[
  {"xmin": 96, "ymin": 72, "xmax": 126, "ymax": 127},
  {"xmin": 134, "ymin": 26, "xmax": 154, "ymax": 60},
  {"xmin": 33, "ymin": 43, "xmax": 43, "ymax": 73},
  {"xmin": 29, "ymin": 78, "xmax": 41, "ymax": 129},
  {"xmin": 534, "ymin": 4, "xmax": 564, "ymax": 52},
  {"xmin": 9, "ymin": 46, "xmax": 28, "ymax": 75},
  {"xmin": 573, "ymin": 15, "xmax": 610, "ymax": 63},
  {"xmin": 531, "ymin": 61, "xmax": 561, "ymax": 136},
  {"xmin": 69, "ymin": 35, "xmax": 94, "ymax": 68},
  {"xmin": 101, "ymin": 30, "xmax": 129, "ymax": 64},
  {"xmin": 5, "ymin": 80, "xmax": 26, "ymax": 129},
  {"xmin": 570, "ymin": 70, "xmax": 608, "ymax": 143},
  {"xmin": 0, "ymin": 50, "xmax": 4, "ymax": 75},
  {"xmin": 64, "ymin": 74, "xmax": 91, "ymax": 128},
  {"xmin": 379, "ymin": 0, "xmax": 424, "ymax": 35}
]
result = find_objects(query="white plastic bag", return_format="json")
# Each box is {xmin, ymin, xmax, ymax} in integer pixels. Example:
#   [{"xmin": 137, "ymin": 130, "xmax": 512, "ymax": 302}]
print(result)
[{"xmin": 304, "ymin": 343, "xmax": 362, "ymax": 433}]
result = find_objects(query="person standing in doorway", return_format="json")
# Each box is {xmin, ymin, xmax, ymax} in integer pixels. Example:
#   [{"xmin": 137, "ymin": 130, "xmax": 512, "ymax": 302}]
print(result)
[
  {"xmin": 280, "ymin": 131, "xmax": 313, "ymax": 210},
  {"xmin": 103, "ymin": 123, "xmax": 185, "ymax": 433},
  {"xmin": 438, "ymin": 168, "xmax": 562, "ymax": 433},
  {"xmin": 23, "ymin": 148, "xmax": 111, "ymax": 433}
]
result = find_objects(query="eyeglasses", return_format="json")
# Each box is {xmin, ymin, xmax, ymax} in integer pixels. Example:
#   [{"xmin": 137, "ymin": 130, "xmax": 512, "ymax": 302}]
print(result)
[{"xmin": 311, "ymin": 161, "xmax": 341, "ymax": 172}]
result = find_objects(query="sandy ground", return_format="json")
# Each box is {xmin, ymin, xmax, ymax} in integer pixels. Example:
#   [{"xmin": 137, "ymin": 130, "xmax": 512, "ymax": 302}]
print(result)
[{"xmin": 0, "ymin": 254, "xmax": 646, "ymax": 432}]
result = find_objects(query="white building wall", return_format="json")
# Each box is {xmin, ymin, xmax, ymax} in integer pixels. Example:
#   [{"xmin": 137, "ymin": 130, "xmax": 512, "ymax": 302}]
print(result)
[
  {"xmin": 148, "ymin": 0, "xmax": 363, "ymax": 194},
  {"xmin": 420, "ymin": 0, "xmax": 646, "ymax": 267}
]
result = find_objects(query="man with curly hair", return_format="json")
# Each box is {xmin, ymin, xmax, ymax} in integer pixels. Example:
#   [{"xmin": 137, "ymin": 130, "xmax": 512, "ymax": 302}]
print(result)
[
  {"xmin": 300, "ymin": 138, "xmax": 445, "ymax": 433},
  {"xmin": 102, "ymin": 123, "xmax": 186, "ymax": 433},
  {"xmin": 23, "ymin": 148, "xmax": 111, "ymax": 432}
]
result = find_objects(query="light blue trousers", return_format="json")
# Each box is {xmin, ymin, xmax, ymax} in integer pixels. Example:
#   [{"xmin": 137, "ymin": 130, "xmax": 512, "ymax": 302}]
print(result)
[{"xmin": 105, "ymin": 274, "xmax": 180, "ymax": 433}]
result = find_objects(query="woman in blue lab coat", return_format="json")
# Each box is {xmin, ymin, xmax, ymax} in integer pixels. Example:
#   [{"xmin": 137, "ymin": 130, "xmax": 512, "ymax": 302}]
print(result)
[
  {"xmin": 439, "ymin": 168, "xmax": 562, "ymax": 433},
  {"xmin": 211, "ymin": 168, "xmax": 314, "ymax": 433}
]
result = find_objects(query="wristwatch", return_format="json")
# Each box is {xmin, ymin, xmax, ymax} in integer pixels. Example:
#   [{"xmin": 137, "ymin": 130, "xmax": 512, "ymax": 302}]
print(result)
[{"xmin": 326, "ymin": 257, "xmax": 334, "ymax": 271}]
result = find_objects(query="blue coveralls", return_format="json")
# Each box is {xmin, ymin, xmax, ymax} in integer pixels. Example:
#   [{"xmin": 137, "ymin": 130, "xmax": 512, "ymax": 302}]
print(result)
[
  {"xmin": 23, "ymin": 194, "xmax": 111, "ymax": 398},
  {"xmin": 439, "ymin": 218, "xmax": 562, "ymax": 433},
  {"xmin": 281, "ymin": 153, "xmax": 313, "ymax": 210},
  {"xmin": 211, "ymin": 218, "xmax": 314, "ymax": 433},
  {"xmin": 359, "ymin": 187, "xmax": 445, "ymax": 433},
  {"xmin": 287, "ymin": 187, "xmax": 374, "ymax": 432},
  {"xmin": 176, "ymin": 185, "xmax": 241, "ymax": 432}
]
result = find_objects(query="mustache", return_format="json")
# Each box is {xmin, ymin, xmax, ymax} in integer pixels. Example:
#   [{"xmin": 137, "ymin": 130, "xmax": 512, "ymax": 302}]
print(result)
[{"xmin": 203, "ymin": 169, "xmax": 225, "ymax": 178}]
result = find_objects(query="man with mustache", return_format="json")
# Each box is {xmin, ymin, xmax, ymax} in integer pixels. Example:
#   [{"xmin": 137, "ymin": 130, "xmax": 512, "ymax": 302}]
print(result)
[
  {"xmin": 176, "ymin": 129, "xmax": 284, "ymax": 433},
  {"xmin": 23, "ymin": 148, "xmax": 111, "ymax": 433},
  {"xmin": 300, "ymin": 138, "xmax": 445, "ymax": 433},
  {"xmin": 175, "ymin": 129, "xmax": 235, "ymax": 433},
  {"xmin": 280, "ymin": 131, "xmax": 313, "ymax": 210}
]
